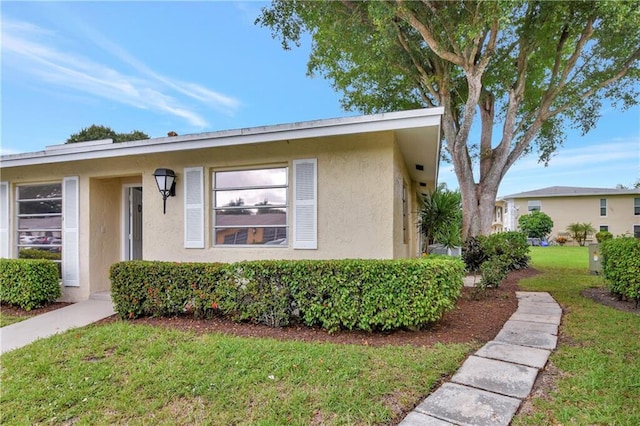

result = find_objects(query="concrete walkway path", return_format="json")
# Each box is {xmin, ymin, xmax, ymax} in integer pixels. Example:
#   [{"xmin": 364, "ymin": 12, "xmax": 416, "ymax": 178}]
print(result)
[
  {"xmin": 1, "ymin": 293, "xmax": 115, "ymax": 355},
  {"xmin": 400, "ymin": 291, "xmax": 561, "ymax": 426}
]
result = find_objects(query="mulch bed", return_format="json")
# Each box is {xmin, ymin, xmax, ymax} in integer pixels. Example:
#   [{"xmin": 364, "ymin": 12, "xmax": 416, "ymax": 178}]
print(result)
[
  {"xmin": 94, "ymin": 268, "xmax": 539, "ymax": 347},
  {"xmin": 581, "ymin": 287, "xmax": 639, "ymax": 314}
]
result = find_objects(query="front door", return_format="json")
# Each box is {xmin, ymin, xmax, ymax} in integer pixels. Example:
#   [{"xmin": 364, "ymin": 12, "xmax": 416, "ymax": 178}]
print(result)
[{"xmin": 125, "ymin": 186, "xmax": 143, "ymax": 260}]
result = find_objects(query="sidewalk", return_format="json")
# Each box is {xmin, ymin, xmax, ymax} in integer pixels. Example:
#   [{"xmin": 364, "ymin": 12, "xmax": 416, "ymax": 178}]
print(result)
[
  {"xmin": 1, "ymin": 293, "xmax": 115, "ymax": 355},
  {"xmin": 400, "ymin": 291, "xmax": 562, "ymax": 426}
]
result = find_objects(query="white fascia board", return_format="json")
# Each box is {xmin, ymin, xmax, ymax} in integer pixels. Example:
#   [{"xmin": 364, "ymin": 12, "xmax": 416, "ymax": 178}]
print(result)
[{"xmin": 1, "ymin": 108, "xmax": 443, "ymax": 168}]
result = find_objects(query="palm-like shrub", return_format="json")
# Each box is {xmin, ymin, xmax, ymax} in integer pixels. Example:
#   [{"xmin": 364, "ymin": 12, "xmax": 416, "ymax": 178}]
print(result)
[
  {"xmin": 566, "ymin": 222, "xmax": 596, "ymax": 246},
  {"xmin": 418, "ymin": 184, "xmax": 462, "ymax": 252}
]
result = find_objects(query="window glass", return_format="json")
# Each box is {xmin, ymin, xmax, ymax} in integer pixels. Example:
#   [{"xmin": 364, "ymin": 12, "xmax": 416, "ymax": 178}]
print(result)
[
  {"xmin": 16, "ymin": 183, "xmax": 62, "ymax": 275},
  {"xmin": 600, "ymin": 198, "xmax": 607, "ymax": 216},
  {"xmin": 599, "ymin": 225, "xmax": 608, "ymax": 232},
  {"xmin": 527, "ymin": 200, "xmax": 541, "ymax": 211},
  {"xmin": 635, "ymin": 198, "xmax": 640, "ymax": 216},
  {"xmin": 213, "ymin": 167, "xmax": 288, "ymax": 246}
]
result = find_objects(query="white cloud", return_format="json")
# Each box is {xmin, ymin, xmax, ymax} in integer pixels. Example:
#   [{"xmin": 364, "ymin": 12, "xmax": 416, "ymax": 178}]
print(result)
[{"xmin": 1, "ymin": 17, "xmax": 241, "ymax": 127}]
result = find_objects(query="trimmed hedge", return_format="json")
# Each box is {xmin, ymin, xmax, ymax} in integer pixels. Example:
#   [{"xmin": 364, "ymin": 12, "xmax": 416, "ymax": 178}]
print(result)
[
  {"xmin": 0, "ymin": 258, "xmax": 61, "ymax": 310},
  {"xmin": 462, "ymin": 231, "xmax": 530, "ymax": 280},
  {"xmin": 110, "ymin": 258, "xmax": 465, "ymax": 332},
  {"xmin": 600, "ymin": 237, "xmax": 640, "ymax": 304}
]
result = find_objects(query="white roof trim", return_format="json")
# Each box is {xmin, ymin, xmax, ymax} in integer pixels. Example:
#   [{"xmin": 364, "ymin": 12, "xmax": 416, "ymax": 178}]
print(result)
[{"xmin": 1, "ymin": 108, "xmax": 443, "ymax": 168}]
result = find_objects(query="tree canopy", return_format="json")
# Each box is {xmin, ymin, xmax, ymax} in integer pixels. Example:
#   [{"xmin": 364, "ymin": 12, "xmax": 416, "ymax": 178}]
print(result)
[
  {"xmin": 518, "ymin": 210, "xmax": 554, "ymax": 240},
  {"xmin": 257, "ymin": 0, "xmax": 640, "ymax": 238},
  {"xmin": 66, "ymin": 125, "xmax": 149, "ymax": 144}
]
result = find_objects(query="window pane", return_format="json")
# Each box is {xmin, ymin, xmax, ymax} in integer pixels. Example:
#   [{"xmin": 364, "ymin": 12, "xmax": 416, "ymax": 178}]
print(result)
[
  {"xmin": 215, "ymin": 227, "xmax": 287, "ymax": 245},
  {"xmin": 215, "ymin": 168, "xmax": 287, "ymax": 189},
  {"xmin": 215, "ymin": 188, "xmax": 287, "ymax": 208},
  {"xmin": 215, "ymin": 210, "xmax": 286, "ymax": 227},
  {"xmin": 18, "ymin": 215, "xmax": 62, "ymax": 230},
  {"xmin": 18, "ymin": 184, "xmax": 62, "ymax": 200},
  {"xmin": 18, "ymin": 200, "xmax": 62, "ymax": 215}
]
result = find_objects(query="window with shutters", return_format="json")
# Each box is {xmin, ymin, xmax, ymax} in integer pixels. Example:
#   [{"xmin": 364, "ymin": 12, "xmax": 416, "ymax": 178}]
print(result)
[
  {"xmin": 213, "ymin": 167, "xmax": 288, "ymax": 246},
  {"xmin": 16, "ymin": 183, "xmax": 63, "ymax": 275}
]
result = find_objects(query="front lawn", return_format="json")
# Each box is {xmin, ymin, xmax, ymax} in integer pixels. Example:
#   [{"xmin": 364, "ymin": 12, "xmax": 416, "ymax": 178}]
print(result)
[
  {"xmin": 0, "ymin": 312, "xmax": 29, "ymax": 327},
  {"xmin": 514, "ymin": 246, "xmax": 640, "ymax": 425},
  {"xmin": 1, "ymin": 321, "xmax": 472, "ymax": 424}
]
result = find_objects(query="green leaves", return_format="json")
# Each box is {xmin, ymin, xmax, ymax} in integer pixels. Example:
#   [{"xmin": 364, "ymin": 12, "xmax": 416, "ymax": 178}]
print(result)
[
  {"xmin": 518, "ymin": 210, "xmax": 554, "ymax": 240},
  {"xmin": 66, "ymin": 125, "xmax": 149, "ymax": 144},
  {"xmin": 110, "ymin": 258, "xmax": 466, "ymax": 333},
  {"xmin": 0, "ymin": 259, "xmax": 61, "ymax": 310},
  {"xmin": 600, "ymin": 237, "xmax": 640, "ymax": 303}
]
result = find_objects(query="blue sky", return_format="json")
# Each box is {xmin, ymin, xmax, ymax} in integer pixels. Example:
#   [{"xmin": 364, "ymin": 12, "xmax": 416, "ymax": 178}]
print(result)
[{"xmin": 1, "ymin": 1, "xmax": 639, "ymax": 197}]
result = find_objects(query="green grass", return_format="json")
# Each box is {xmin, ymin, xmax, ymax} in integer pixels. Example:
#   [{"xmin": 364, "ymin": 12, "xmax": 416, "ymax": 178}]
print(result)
[
  {"xmin": 0, "ymin": 312, "xmax": 29, "ymax": 327},
  {"xmin": 514, "ymin": 246, "xmax": 640, "ymax": 425},
  {"xmin": 1, "ymin": 322, "xmax": 472, "ymax": 425}
]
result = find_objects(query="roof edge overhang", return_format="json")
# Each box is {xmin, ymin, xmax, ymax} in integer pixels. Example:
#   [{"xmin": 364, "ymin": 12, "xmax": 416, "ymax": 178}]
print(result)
[{"xmin": 1, "ymin": 108, "xmax": 443, "ymax": 172}]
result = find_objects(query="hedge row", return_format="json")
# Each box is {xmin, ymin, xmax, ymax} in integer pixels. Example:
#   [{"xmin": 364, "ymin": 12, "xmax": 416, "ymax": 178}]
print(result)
[
  {"xmin": 0, "ymin": 259, "xmax": 61, "ymax": 310},
  {"xmin": 110, "ymin": 258, "xmax": 465, "ymax": 332},
  {"xmin": 600, "ymin": 237, "xmax": 640, "ymax": 304}
]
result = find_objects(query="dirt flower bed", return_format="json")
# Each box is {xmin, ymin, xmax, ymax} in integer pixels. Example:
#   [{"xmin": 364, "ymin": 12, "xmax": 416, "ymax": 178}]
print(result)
[
  {"xmin": 1, "ymin": 302, "xmax": 72, "ymax": 318},
  {"xmin": 96, "ymin": 268, "xmax": 539, "ymax": 347}
]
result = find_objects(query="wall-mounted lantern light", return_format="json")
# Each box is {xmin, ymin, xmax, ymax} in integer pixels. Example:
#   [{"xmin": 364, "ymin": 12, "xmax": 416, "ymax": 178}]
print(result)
[{"xmin": 153, "ymin": 168, "xmax": 176, "ymax": 214}]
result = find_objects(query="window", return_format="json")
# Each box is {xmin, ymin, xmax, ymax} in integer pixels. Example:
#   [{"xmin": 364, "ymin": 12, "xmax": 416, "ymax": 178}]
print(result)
[
  {"xmin": 213, "ymin": 167, "xmax": 288, "ymax": 246},
  {"xmin": 600, "ymin": 198, "xmax": 607, "ymax": 216},
  {"xmin": 599, "ymin": 225, "xmax": 609, "ymax": 232},
  {"xmin": 527, "ymin": 200, "xmax": 541, "ymax": 212},
  {"xmin": 635, "ymin": 198, "xmax": 640, "ymax": 216},
  {"xmin": 16, "ymin": 183, "xmax": 62, "ymax": 274},
  {"xmin": 635, "ymin": 225, "xmax": 640, "ymax": 239}
]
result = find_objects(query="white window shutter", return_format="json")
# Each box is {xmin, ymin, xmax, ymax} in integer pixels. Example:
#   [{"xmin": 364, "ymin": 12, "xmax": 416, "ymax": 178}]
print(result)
[
  {"xmin": 62, "ymin": 176, "xmax": 80, "ymax": 287},
  {"xmin": 293, "ymin": 159, "xmax": 317, "ymax": 249},
  {"xmin": 184, "ymin": 167, "xmax": 204, "ymax": 248},
  {"xmin": 0, "ymin": 182, "xmax": 9, "ymax": 258}
]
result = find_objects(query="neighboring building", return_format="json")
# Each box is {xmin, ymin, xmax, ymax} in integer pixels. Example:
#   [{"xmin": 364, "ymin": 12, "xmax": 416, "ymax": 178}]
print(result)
[
  {"xmin": 0, "ymin": 108, "xmax": 443, "ymax": 302},
  {"xmin": 501, "ymin": 186, "xmax": 640, "ymax": 243},
  {"xmin": 492, "ymin": 200, "xmax": 505, "ymax": 234}
]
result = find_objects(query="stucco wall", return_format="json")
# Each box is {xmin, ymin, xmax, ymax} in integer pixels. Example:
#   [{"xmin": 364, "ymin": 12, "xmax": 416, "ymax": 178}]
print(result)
[
  {"xmin": 511, "ymin": 195, "xmax": 640, "ymax": 242},
  {"xmin": 392, "ymin": 138, "xmax": 420, "ymax": 258},
  {"xmin": 140, "ymin": 132, "xmax": 396, "ymax": 262},
  {"xmin": 2, "ymin": 132, "xmax": 422, "ymax": 300}
]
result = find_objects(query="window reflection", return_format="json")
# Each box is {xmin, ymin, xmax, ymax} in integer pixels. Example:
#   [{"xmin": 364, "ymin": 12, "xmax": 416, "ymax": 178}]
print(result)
[{"xmin": 213, "ymin": 167, "xmax": 288, "ymax": 246}]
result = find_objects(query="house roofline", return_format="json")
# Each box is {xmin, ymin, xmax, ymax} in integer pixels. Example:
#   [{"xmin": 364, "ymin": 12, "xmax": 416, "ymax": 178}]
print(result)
[
  {"xmin": 1, "ymin": 108, "xmax": 443, "ymax": 168},
  {"xmin": 498, "ymin": 185, "xmax": 640, "ymax": 200}
]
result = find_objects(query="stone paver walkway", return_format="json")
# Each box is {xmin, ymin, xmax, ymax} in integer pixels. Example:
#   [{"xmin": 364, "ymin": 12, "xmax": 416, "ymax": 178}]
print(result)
[{"xmin": 400, "ymin": 291, "xmax": 561, "ymax": 426}]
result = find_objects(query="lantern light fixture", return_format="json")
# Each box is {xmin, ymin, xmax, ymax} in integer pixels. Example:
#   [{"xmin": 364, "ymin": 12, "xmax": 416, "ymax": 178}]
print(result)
[{"xmin": 153, "ymin": 168, "xmax": 176, "ymax": 214}]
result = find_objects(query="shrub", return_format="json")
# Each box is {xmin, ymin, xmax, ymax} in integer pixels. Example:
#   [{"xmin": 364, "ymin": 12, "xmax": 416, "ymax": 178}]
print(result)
[
  {"xmin": 566, "ymin": 222, "xmax": 596, "ymax": 246},
  {"xmin": 110, "ymin": 258, "xmax": 466, "ymax": 332},
  {"xmin": 518, "ymin": 210, "xmax": 554, "ymax": 240},
  {"xmin": 462, "ymin": 236, "xmax": 488, "ymax": 273},
  {"xmin": 483, "ymin": 231, "xmax": 530, "ymax": 271},
  {"xmin": 18, "ymin": 248, "xmax": 62, "ymax": 261},
  {"xmin": 595, "ymin": 230, "xmax": 613, "ymax": 243},
  {"xmin": 600, "ymin": 237, "xmax": 640, "ymax": 304},
  {"xmin": 0, "ymin": 259, "xmax": 61, "ymax": 310},
  {"xmin": 479, "ymin": 257, "xmax": 509, "ymax": 289},
  {"xmin": 109, "ymin": 261, "xmax": 225, "ymax": 319},
  {"xmin": 462, "ymin": 231, "xmax": 530, "ymax": 273}
]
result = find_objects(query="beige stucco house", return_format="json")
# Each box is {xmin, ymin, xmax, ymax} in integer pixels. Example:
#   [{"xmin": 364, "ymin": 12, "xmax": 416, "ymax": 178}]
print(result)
[
  {"xmin": 501, "ymin": 186, "xmax": 640, "ymax": 243},
  {"xmin": 0, "ymin": 108, "xmax": 443, "ymax": 302}
]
